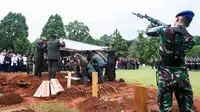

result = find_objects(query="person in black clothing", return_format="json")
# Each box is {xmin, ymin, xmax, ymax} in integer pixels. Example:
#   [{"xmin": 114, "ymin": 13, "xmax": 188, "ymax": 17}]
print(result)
[
  {"xmin": 3, "ymin": 53, "xmax": 11, "ymax": 72},
  {"xmin": 34, "ymin": 37, "xmax": 47, "ymax": 77},
  {"xmin": 105, "ymin": 43, "xmax": 118, "ymax": 81},
  {"xmin": 47, "ymin": 34, "xmax": 65, "ymax": 79}
]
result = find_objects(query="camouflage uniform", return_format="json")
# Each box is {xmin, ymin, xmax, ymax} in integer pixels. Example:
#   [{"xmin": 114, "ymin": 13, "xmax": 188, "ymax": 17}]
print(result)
[{"xmin": 146, "ymin": 12, "xmax": 195, "ymax": 112}]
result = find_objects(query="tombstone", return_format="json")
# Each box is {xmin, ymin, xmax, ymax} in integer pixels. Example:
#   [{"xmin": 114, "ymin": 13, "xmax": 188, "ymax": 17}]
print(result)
[{"xmin": 64, "ymin": 72, "xmax": 80, "ymax": 88}]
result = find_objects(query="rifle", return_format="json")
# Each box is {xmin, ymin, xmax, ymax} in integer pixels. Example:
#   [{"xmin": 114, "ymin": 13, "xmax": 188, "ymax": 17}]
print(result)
[{"xmin": 132, "ymin": 12, "xmax": 170, "ymax": 27}]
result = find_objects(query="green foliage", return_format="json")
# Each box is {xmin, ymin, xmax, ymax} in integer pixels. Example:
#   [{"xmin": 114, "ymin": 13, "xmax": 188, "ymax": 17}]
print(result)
[
  {"xmin": 144, "ymin": 37, "xmax": 160, "ymax": 63},
  {"xmin": 128, "ymin": 31, "xmax": 160, "ymax": 63},
  {"xmin": 0, "ymin": 12, "xmax": 30, "ymax": 54},
  {"xmin": 113, "ymin": 29, "xmax": 128, "ymax": 57},
  {"xmin": 99, "ymin": 34, "xmax": 114, "ymax": 46},
  {"xmin": 186, "ymin": 45, "xmax": 200, "ymax": 57},
  {"xmin": 14, "ymin": 38, "xmax": 31, "ymax": 54},
  {"xmin": 65, "ymin": 20, "xmax": 90, "ymax": 43},
  {"xmin": 85, "ymin": 36, "xmax": 100, "ymax": 45},
  {"xmin": 128, "ymin": 40, "xmax": 140, "ymax": 58},
  {"xmin": 136, "ymin": 31, "xmax": 148, "ymax": 63},
  {"xmin": 41, "ymin": 14, "xmax": 66, "ymax": 40},
  {"xmin": 30, "ymin": 38, "xmax": 40, "ymax": 56},
  {"xmin": 194, "ymin": 35, "xmax": 200, "ymax": 45}
]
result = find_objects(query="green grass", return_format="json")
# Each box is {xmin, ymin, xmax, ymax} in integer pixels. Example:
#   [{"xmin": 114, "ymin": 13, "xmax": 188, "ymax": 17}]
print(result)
[
  {"xmin": 26, "ymin": 101, "xmax": 77, "ymax": 112},
  {"xmin": 116, "ymin": 66, "xmax": 200, "ymax": 98}
]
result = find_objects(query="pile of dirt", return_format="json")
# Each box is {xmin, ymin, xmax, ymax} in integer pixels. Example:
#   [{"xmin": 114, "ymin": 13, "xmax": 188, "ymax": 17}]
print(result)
[
  {"xmin": 0, "ymin": 88, "xmax": 3, "ymax": 93},
  {"xmin": 0, "ymin": 92, "xmax": 23, "ymax": 106},
  {"xmin": 11, "ymin": 109, "xmax": 35, "ymax": 112},
  {"xmin": 57, "ymin": 87, "xmax": 86, "ymax": 101},
  {"xmin": 0, "ymin": 75, "xmax": 6, "ymax": 85},
  {"xmin": 77, "ymin": 97, "xmax": 123, "ymax": 112}
]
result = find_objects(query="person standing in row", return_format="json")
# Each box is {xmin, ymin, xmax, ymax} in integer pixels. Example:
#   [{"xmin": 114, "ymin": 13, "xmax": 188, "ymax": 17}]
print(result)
[
  {"xmin": 34, "ymin": 37, "xmax": 47, "ymax": 77},
  {"xmin": 47, "ymin": 34, "xmax": 65, "ymax": 80}
]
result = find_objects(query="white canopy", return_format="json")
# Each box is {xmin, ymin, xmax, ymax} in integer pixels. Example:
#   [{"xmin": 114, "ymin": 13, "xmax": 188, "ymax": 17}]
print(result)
[{"xmin": 61, "ymin": 39, "xmax": 108, "ymax": 51}]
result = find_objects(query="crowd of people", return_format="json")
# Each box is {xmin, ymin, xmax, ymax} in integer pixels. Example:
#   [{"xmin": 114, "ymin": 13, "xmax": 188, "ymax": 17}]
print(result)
[
  {"xmin": 117, "ymin": 57, "xmax": 140, "ymax": 70},
  {"xmin": 0, "ymin": 50, "xmax": 33, "ymax": 73},
  {"xmin": 185, "ymin": 57, "xmax": 200, "ymax": 71}
]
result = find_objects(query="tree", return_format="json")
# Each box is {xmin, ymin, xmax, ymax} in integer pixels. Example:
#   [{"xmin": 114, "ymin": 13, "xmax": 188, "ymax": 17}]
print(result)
[
  {"xmin": 186, "ymin": 45, "xmax": 200, "ymax": 57},
  {"xmin": 136, "ymin": 31, "xmax": 148, "ymax": 63},
  {"xmin": 144, "ymin": 37, "xmax": 160, "ymax": 63},
  {"xmin": 194, "ymin": 35, "xmax": 200, "ymax": 45},
  {"xmin": 113, "ymin": 29, "xmax": 128, "ymax": 57},
  {"xmin": 99, "ymin": 34, "xmax": 114, "ymax": 46},
  {"xmin": 41, "ymin": 14, "xmax": 66, "ymax": 40},
  {"xmin": 0, "ymin": 12, "xmax": 30, "ymax": 54},
  {"xmin": 65, "ymin": 20, "xmax": 91, "ymax": 43},
  {"xmin": 30, "ymin": 38, "xmax": 40, "ymax": 56},
  {"xmin": 85, "ymin": 36, "xmax": 100, "ymax": 45},
  {"xmin": 128, "ymin": 40, "xmax": 140, "ymax": 58}
]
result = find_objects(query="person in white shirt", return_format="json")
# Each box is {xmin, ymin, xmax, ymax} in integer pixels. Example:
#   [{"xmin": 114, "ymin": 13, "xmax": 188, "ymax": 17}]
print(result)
[
  {"xmin": 11, "ymin": 54, "xmax": 18, "ymax": 72},
  {"xmin": 23, "ymin": 55, "xmax": 27, "ymax": 72},
  {"xmin": 0, "ymin": 52, "xmax": 5, "ymax": 72}
]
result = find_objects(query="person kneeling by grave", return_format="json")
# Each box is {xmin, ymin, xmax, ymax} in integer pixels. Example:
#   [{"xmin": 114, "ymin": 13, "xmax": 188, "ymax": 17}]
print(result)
[
  {"xmin": 86, "ymin": 63, "xmax": 96, "ymax": 83},
  {"xmin": 90, "ymin": 51, "xmax": 105, "ymax": 84},
  {"xmin": 73, "ymin": 53, "xmax": 90, "ymax": 86}
]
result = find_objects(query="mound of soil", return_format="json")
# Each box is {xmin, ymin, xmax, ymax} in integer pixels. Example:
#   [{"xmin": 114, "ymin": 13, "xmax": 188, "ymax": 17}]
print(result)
[
  {"xmin": 0, "ymin": 88, "xmax": 3, "ymax": 93},
  {"xmin": 77, "ymin": 97, "xmax": 123, "ymax": 112},
  {"xmin": 0, "ymin": 75, "xmax": 6, "ymax": 84},
  {"xmin": 11, "ymin": 109, "xmax": 35, "ymax": 112},
  {"xmin": 57, "ymin": 87, "xmax": 86, "ymax": 101},
  {"xmin": 0, "ymin": 93, "xmax": 23, "ymax": 106}
]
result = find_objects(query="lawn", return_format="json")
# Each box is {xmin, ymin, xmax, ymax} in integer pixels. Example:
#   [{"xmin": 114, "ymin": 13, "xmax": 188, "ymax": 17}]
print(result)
[{"xmin": 116, "ymin": 66, "xmax": 200, "ymax": 98}]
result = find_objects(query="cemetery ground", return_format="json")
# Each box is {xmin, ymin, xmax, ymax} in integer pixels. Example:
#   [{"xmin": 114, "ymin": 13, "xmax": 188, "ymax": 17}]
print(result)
[{"xmin": 0, "ymin": 67, "xmax": 199, "ymax": 112}]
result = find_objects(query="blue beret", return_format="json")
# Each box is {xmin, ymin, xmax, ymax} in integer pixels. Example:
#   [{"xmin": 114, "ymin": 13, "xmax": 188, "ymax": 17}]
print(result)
[{"xmin": 176, "ymin": 10, "xmax": 194, "ymax": 19}]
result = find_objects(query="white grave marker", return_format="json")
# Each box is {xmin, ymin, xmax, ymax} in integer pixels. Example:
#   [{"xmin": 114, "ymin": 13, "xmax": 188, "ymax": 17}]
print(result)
[{"xmin": 65, "ymin": 72, "xmax": 80, "ymax": 88}]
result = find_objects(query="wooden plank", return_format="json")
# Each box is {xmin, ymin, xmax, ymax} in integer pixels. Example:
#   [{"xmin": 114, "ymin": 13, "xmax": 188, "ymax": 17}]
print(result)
[
  {"xmin": 50, "ymin": 81, "xmax": 57, "ymax": 95},
  {"xmin": 92, "ymin": 72, "xmax": 98, "ymax": 97},
  {"xmin": 51, "ymin": 79, "xmax": 64, "ymax": 92},
  {"xmin": 134, "ymin": 85, "xmax": 148, "ymax": 112},
  {"xmin": 41, "ymin": 81, "xmax": 50, "ymax": 97},
  {"xmin": 33, "ymin": 81, "xmax": 44, "ymax": 97}
]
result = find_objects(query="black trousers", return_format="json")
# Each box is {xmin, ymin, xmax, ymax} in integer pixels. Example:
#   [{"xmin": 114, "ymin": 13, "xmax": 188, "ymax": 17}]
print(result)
[
  {"xmin": 34, "ymin": 58, "xmax": 44, "ymax": 76},
  {"xmin": 48, "ymin": 60, "xmax": 58, "ymax": 80}
]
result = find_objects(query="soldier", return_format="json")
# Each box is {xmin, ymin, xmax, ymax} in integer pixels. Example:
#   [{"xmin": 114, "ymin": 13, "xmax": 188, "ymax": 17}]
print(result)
[
  {"xmin": 90, "ymin": 51, "xmax": 105, "ymax": 84},
  {"xmin": 73, "ymin": 53, "xmax": 89, "ymax": 86},
  {"xmin": 34, "ymin": 37, "xmax": 47, "ymax": 77},
  {"xmin": 47, "ymin": 34, "xmax": 65, "ymax": 79},
  {"xmin": 104, "ymin": 43, "xmax": 118, "ymax": 81},
  {"xmin": 146, "ymin": 10, "xmax": 195, "ymax": 111}
]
